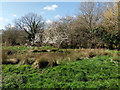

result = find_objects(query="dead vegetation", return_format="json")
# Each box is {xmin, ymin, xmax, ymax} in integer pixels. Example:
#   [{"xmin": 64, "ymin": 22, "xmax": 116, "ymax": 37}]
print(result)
[
  {"xmin": 2, "ymin": 48, "xmax": 115, "ymax": 68},
  {"xmin": 2, "ymin": 50, "xmax": 19, "ymax": 64}
]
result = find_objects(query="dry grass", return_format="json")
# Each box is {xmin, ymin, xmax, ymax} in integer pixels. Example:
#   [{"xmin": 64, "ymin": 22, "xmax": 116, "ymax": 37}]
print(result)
[
  {"xmin": 2, "ymin": 50, "xmax": 8, "ymax": 64},
  {"xmin": 17, "ymin": 52, "xmax": 69, "ymax": 68},
  {"xmin": 2, "ymin": 50, "xmax": 20, "ymax": 64},
  {"xmin": 65, "ymin": 48, "xmax": 111, "ymax": 61},
  {"xmin": 2, "ymin": 48, "xmax": 114, "ymax": 68}
]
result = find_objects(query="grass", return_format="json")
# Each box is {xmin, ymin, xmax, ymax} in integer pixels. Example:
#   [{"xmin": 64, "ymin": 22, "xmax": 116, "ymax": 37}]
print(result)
[
  {"xmin": 2, "ymin": 46, "xmax": 120, "ymax": 88},
  {"xmin": 2, "ymin": 56, "xmax": 119, "ymax": 88},
  {"xmin": 2, "ymin": 46, "xmax": 56, "ymax": 51},
  {"xmin": 2, "ymin": 46, "xmax": 30, "ymax": 51}
]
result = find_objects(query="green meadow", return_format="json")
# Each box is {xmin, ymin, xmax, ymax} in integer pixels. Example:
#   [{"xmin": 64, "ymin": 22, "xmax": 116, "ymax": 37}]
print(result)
[{"xmin": 2, "ymin": 46, "xmax": 120, "ymax": 89}]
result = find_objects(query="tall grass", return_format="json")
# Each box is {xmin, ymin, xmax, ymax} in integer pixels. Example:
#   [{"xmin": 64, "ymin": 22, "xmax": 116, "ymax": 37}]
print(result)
[{"xmin": 2, "ymin": 47, "xmax": 118, "ymax": 68}]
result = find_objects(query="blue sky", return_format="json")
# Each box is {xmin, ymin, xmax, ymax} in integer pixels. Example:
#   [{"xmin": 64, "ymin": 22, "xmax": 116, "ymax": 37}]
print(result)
[{"xmin": 0, "ymin": 2, "xmax": 80, "ymax": 29}]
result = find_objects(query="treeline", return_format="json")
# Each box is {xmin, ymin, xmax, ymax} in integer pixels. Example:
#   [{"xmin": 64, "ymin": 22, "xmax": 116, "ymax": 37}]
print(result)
[{"xmin": 2, "ymin": 2, "xmax": 120, "ymax": 50}]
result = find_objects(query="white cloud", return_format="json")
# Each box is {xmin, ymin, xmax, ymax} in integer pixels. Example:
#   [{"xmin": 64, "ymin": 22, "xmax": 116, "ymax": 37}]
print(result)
[
  {"xmin": 43, "ymin": 5, "xmax": 58, "ymax": 11},
  {"xmin": 0, "ymin": 17, "xmax": 3, "ymax": 21},
  {"xmin": 5, "ymin": 24, "xmax": 15, "ymax": 29},
  {"xmin": 52, "ymin": 5, "xmax": 58, "ymax": 8},
  {"xmin": 0, "ymin": 17, "xmax": 9, "ymax": 22},
  {"xmin": 11, "ymin": 25, "xmax": 14, "ymax": 27},
  {"xmin": 46, "ymin": 20, "xmax": 52, "ymax": 24},
  {"xmin": 12, "ymin": 14, "xmax": 17, "ymax": 17},
  {"xmin": 73, "ymin": 15, "xmax": 76, "ymax": 18},
  {"xmin": 54, "ymin": 15, "xmax": 62, "ymax": 19}
]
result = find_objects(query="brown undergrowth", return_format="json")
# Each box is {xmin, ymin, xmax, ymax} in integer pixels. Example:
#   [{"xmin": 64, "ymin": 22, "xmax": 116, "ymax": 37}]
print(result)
[{"xmin": 2, "ymin": 48, "xmax": 115, "ymax": 68}]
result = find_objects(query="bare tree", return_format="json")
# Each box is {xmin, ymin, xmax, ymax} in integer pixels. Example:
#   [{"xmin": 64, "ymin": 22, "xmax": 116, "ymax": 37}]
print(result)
[
  {"xmin": 78, "ymin": 2, "xmax": 104, "ymax": 31},
  {"xmin": 15, "ymin": 13, "xmax": 44, "ymax": 45},
  {"xmin": 2, "ymin": 24, "xmax": 27, "ymax": 46},
  {"xmin": 78, "ymin": 2, "xmax": 105, "ymax": 48}
]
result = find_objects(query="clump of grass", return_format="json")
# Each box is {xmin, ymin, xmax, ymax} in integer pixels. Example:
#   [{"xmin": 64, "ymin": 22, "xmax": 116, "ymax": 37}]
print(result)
[
  {"xmin": 110, "ymin": 51, "xmax": 120, "ymax": 63},
  {"xmin": 80, "ymin": 48, "xmax": 111, "ymax": 56},
  {"xmin": 18, "ymin": 54, "xmax": 35, "ymax": 66},
  {"xmin": 112, "ymin": 51, "xmax": 120, "ymax": 57},
  {"xmin": 2, "ymin": 50, "xmax": 18, "ymax": 64},
  {"xmin": 34, "ymin": 53, "xmax": 68, "ymax": 68},
  {"xmin": 66, "ymin": 48, "xmax": 112, "ymax": 62},
  {"xmin": 2, "ymin": 50, "xmax": 8, "ymax": 64},
  {"xmin": 111, "ymin": 56, "xmax": 120, "ymax": 63},
  {"xmin": 89, "ymin": 52, "xmax": 96, "ymax": 58},
  {"xmin": 17, "ymin": 52, "xmax": 68, "ymax": 68}
]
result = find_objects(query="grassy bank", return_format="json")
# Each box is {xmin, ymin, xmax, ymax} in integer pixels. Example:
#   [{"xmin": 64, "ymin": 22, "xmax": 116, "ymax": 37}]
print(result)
[{"xmin": 2, "ymin": 46, "xmax": 120, "ymax": 88}]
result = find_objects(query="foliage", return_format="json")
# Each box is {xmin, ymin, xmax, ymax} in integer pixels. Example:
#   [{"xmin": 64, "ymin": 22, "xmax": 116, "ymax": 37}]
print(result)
[{"xmin": 92, "ymin": 27, "xmax": 120, "ymax": 49}]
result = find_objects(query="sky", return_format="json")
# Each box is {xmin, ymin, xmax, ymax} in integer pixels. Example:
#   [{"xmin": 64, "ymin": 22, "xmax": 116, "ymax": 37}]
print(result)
[{"xmin": 0, "ymin": 2, "xmax": 80, "ymax": 29}]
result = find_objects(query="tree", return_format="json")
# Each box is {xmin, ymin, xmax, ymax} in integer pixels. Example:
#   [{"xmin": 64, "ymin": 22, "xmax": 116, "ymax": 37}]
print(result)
[
  {"xmin": 101, "ymin": 3, "xmax": 118, "ymax": 33},
  {"xmin": 99, "ymin": 3, "xmax": 120, "ymax": 49},
  {"xmin": 78, "ymin": 2, "xmax": 105, "ymax": 48},
  {"xmin": 15, "ymin": 13, "xmax": 45, "ymax": 45},
  {"xmin": 44, "ymin": 16, "xmax": 75, "ymax": 48},
  {"xmin": 2, "ymin": 24, "xmax": 26, "ymax": 46},
  {"xmin": 69, "ymin": 17, "xmax": 91, "ymax": 48},
  {"xmin": 78, "ymin": 2, "xmax": 104, "ymax": 31}
]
